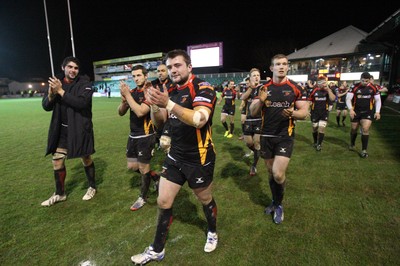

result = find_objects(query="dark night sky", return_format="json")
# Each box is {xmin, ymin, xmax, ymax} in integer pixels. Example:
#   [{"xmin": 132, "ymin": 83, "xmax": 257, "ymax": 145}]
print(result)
[{"xmin": 1, "ymin": 0, "xmax": 399, "ymax": 81}]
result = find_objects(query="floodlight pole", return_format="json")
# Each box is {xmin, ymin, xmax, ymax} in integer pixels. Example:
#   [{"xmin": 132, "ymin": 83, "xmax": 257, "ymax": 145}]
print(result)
[
  {"xmin": 43, "ymin": 0, "xmax": 55, "ymax": 77},
  {"xmin": 67, "ymin": 0, "xmax": 76, "ymax": 57}
]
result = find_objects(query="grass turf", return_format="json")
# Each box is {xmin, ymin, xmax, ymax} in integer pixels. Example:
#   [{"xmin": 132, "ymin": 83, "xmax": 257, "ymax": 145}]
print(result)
[{"xmin": 0, "ymin": 97, "xmax": 399, "ymax": 265}]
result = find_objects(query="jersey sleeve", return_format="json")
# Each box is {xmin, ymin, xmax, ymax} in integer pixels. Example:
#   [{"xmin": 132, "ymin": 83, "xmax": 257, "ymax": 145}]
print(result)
[{"xmin": 193, "ymin": 82, "xmax": 216, "ymax": 110}]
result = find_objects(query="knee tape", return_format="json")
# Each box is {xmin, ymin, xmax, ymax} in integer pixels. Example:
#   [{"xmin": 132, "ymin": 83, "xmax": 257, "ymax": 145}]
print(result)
[
  {"xmin": 52, "ymin": 152, "xmax": 67, "ymax": 161},
  {"xmin": 319, "ymin": 121, "xmax": 327, "ymax": 128}
]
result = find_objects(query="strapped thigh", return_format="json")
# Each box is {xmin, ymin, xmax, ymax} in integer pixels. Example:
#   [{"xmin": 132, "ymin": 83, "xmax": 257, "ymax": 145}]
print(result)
[{"xmin": 52, "ymin": 151, "xmax": 67, "ymax": 162}]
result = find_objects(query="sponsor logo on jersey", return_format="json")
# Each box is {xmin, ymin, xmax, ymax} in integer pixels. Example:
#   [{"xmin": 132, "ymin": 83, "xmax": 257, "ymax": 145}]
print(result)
[{"xmin": 265, "ymin": 101, "xmax": 291, "ymax": 108}]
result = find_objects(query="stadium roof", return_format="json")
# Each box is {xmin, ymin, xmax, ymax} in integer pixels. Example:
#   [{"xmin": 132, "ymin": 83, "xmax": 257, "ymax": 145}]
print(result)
[
  {"xmin": 365, "ymin": 8, "xmax": 400, "ymax": 45},
  {"xmin": 287, "ymin": 25, "xmax": 367, "ymax": 60}
]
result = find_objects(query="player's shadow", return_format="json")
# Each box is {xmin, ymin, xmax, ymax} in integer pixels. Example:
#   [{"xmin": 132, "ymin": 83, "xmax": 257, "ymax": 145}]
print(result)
[
  {"xmin": 324, "ymin": 135, "xmax": 349, "ymax": 149},
  {"xmin": 293, "ymin": 133, "xmax": 313, "ymax": 146},
  {"xmin": 172, "ymin": 188, "xmax": 208, "ymax": 231},
  {"xmin": 129, "ymin": 172, "xmax": 159, "ymax": 199},
  {"xmin": 129, "ymin": 174, "xmax": 208, "ymax": 231},
  {"xmin": 219, "ymin": 142, "xmax": 270, "ymax": 207},
  {"xmin": 213, "ymin": 124, "xmax": 227, "ymax": 135},
  {"xmin": 220, "ymin": 161, "xmax": 270, "ymax": 207},
  {"xmin": 130, "ymin": 173, "xmax": 141, "ymax": 188},
  {"xmin": 65, "ymin": 157, "xmax": 106, "ymax": 195}
]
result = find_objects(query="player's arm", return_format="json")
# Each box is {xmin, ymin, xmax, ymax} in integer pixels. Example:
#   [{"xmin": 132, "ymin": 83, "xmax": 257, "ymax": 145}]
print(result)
[
  {"xmin": 250, "ymin": 86, "xmax": 267, "ymax": 117},
  {"xmin": 379, "ymin": 86, "xmax": 388, "ymax": 93},
  {"xmin": 118, "ymin": 95, "xmax": 129, "ymax": 116},
  {"xmin": 42, "ymin": 84, "xmax": 57, "ymax": 111},
  {"xmin": 346, "ymin": 92, "xmax": 354, "ymax": 111},
  {"xmin": 240, "ymin": 87, "xmax": 253, "ymax": 101},
  {"xmin": 239, "ymin": 99, "xmax": 246, "ymax": 111},
  {"xmin": 327, "ymin": 87, "xmax": 336, "ymax": 102},
  {"xmin": 337, "ymin": 88, "xmax": 349, "ymax": 97},
  {"xmin": 124, "ymin": 93, "xmax": 150, "ymax": 117},
  {"xmin": 374, "ymin": 94, "xmax": 381, "ymax": 120},
  {"xmin": 119, "ymin": 81, "xmax": 150, "ymax": 117},
  {"xmin": 250, "ymin": 98, "xmax": 262, "ymax": 117},
  {"xmin": 167, "ymin": 100, "xmax": 211, "ymax": 129},
  {"xmin": 346, "ymin": 91, "xmax": 356, "ymax": 118},
  {"xmin": 292, "ymin": 100, "xmax": 309, "ymax": 120},
  {"xmin": 150, "ymin": 105, "xmax": 168, "ymax": 130}
]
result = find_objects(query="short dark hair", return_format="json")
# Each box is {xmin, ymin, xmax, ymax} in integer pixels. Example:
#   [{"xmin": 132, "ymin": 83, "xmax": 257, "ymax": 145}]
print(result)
[
  {"xmin": 361, "ymin": 72, "xmax": 371, "ymax": 79},
  {"xmin": 165, "ymin": 49, "xmax": 191, "ymax": 66},
  {"xmin": 62, "ymin": 56, "xmax": 80, "ymax": 69},
  {"xmin": 131, "ymin": 64, "xmax": 148, "ymax": 75}
]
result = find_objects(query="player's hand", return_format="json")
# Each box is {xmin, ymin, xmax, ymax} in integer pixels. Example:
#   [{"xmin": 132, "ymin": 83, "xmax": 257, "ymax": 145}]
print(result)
[
  {"xmin": 143, "ymin": 81, "xmax": 153, "ymax": 96},
  {"xmin": 282, "ymin": 107, "xmax": 294, "ymax": 118},
  {"xmin": 374, "ymin": 112, "xmax": 381, "ymax": 120},
  {"xmin": 48, "ymin": 77, "xmax": 62, "ymax": 94},
  {"xmin": 147, "ymin": 87, "xmax": 169, "ymax": 107},
  {"xmin": 47, "ymin": 86, "xmax": 54, "ymax": 95},
  {"xmin": 259, "ymin": 87, "xmax": 268, "ymax": 102},
  {"xmin": 119, "ymin": 80, "xmax": 130, "ymax": 97},
  {"xmin": 349, "ymin": 109, "xmax": 356, "ymax": 119}
]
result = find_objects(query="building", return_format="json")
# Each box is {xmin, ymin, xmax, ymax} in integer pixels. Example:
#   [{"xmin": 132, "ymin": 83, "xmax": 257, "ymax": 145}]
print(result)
[
  {"xmin": 364, "ymin": 8, "xmax": 400, "ymax": 91},
  {"xmin": 287, "ymin": 25, "xmax": 388, "ymax": 85},
  {"xmin": 287, "ymin": 9, "xmax": 400, "ymax": 90}
]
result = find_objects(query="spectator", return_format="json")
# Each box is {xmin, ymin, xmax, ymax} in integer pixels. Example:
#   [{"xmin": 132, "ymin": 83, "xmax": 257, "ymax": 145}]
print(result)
[{"xmin": 41, "ymin": 56, "xmax": 97, "ymax": 207}]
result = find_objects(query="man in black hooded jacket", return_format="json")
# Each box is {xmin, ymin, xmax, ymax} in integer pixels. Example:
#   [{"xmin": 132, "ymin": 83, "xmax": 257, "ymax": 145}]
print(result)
[{"xmin": 41, "ymin": 56, "xmax": 97, "ymax": 206}]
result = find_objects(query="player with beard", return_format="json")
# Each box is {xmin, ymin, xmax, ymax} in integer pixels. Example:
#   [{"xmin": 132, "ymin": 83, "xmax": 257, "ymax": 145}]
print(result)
[
  {"xmin": 151, "ymin": 64, "xmax": 174, "ymax": 153},
  {"xmin": 131, "ymin": 49, "xmax": 218, "ymax": 265},
  {"xmin": 41, "ymin": 56, "xmax": 97, "ymax": 206},
  {"xmin": 346, "ymin": 72, "xmax": 381, "ymax": 158}
]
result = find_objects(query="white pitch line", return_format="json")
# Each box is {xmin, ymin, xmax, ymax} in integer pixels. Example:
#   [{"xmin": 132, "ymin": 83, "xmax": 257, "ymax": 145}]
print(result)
[{"xmin": 384, "ymin": 105, "xmax": 400, "ymax": 114}]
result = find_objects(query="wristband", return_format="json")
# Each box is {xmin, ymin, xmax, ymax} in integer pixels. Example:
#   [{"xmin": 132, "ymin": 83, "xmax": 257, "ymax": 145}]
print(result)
[{"xmin": 166, "ymin": 100, "xmax": 176, "ymax": 112}]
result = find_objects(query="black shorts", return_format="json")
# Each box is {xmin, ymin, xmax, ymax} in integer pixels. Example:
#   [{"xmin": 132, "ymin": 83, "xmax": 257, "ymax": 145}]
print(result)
[
  {"xmin": 351, "ymin": 110, "xmax": 374, "ymax": 122},
  {"xmin": 126, "ymin": 134, "xmax": 156, "ymax": 164},
  {"xmin": 161, "ymin": 120, "xmax": 171, "ymax": 137},
  {"xmin": 161, "ymin": 155, "xmax": 215, "ymax": 189},
  {"xmin": 311, "ymin": 111, "xmax": 329, "ymax": 123},
  {"xmin": 260, "ymin": 135, "xmax": 294, "ymax": 159},
  {"xmin": 243, "ymin": 119, "xmax": 262, "ymax": 135},
  {"xmin": 57, "ymin": 124, "xmax": 68, "ymax": 149},
  {"xmin": 221, "ymin": 105, "xmax": 235, "ymax": 116},
  {"xmin": 156, "ymin": 120, "xmax": 171, "ymax": 139},
  {"xmin": 336, "ymin": 102, "xmax": 347, "ymax": 110}
]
